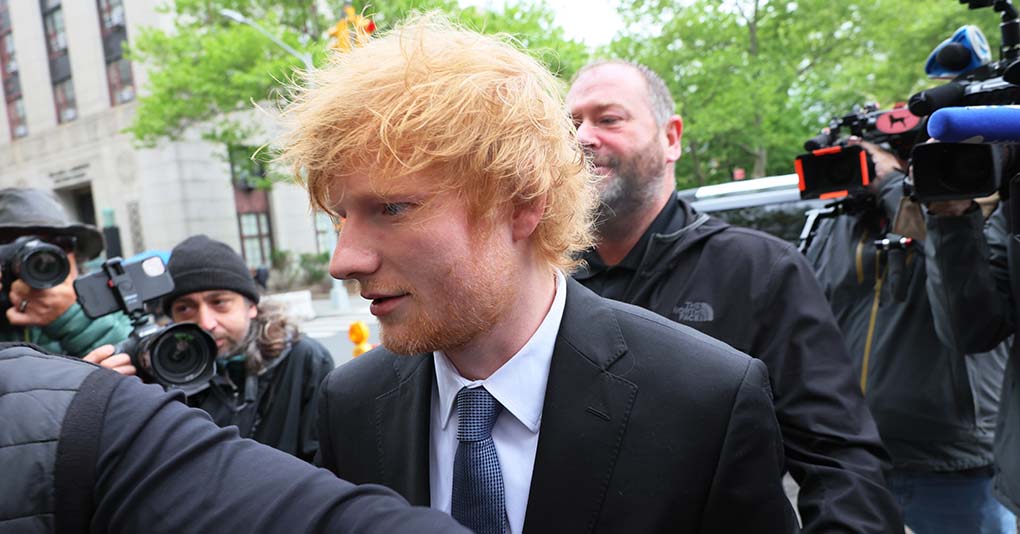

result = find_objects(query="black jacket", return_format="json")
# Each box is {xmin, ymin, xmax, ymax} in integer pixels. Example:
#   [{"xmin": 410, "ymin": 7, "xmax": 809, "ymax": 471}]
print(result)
[
  {"xmin": 806, "ymin": 175, "xmax": 1007, "ymax": 474},
  {"xmin": 0, "ymin": 343, "xmax": 468, "ymax": 534},
  {"xmin": 187, "ymin": 335, "xmax": 334, "ymax": 462},
  {"xmin": 317, "ymin": 278, "xmax": 798, "ymax": 533},
  {"xmin": 922, "ymin": 203, "xmax": 1020, "ymax": 513},
  {"xmin": 576, "ymin": 193, "xmax": 900, "ymax": 534}
]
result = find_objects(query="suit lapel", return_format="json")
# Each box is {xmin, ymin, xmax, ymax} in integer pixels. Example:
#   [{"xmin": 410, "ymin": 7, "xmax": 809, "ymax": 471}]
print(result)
[
  {"xmin": 523, "ymin": 279, "xmax": 638, "ymax": 533},
  {"xmin": 375, "ymin": 353, "xmax": 434, "ymax": 506}
]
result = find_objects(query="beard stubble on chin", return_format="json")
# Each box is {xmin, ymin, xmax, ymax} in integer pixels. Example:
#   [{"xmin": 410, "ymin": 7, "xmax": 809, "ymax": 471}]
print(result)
[
  {"xmin": 592, "ymin": 136, "xmax": 667, "ymax": 240},
  {"xmin": 375, "ymin": 235, "xmax": 517, "ymax": 356}
]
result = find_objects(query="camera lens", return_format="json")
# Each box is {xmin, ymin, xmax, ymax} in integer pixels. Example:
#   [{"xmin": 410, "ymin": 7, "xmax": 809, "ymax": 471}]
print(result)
[
  {"xmin": 145, "ymin": 323, "xmax": 217, "ymax": 388},
  {"xmin": 14, "ymin": 240, "xmax": 70, "ymax": 289}
]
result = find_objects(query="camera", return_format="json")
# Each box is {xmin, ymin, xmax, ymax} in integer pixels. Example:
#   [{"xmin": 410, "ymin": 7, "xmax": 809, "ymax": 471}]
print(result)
[
  {"xmin": 795, "ymin": 104, "xmax": 923, "ymax": 200},
  {"xmin": 74, "ymin": 256, "xmax": 216, "ymax": 395},
  {"xmin": 0, "ymin": 235, "xmax": 71, "ymax": 290},
  {"xmin": 906, "ymin": 1, "xmax": 1020, "ymax": 200},
  {"xmin": 911, "ymin": 140, "xmax": 1020, "ymax": 201},
  {"xmin": 0, "ymin": 235, "xmax": 72, "ymax": 321}
]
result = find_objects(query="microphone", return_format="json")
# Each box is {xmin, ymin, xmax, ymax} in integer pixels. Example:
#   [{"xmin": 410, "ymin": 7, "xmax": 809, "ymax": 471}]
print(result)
[
  {"xmin": 924, "ymin": 25, "xmax": 992, "ymax": 79},
  {"xmin": 909, "ymin": 82, "xmax": 967, "ymax": 116},
  {"xmin": 928, "ymin": 106, "xmax": 1020, "ymax": 142}
]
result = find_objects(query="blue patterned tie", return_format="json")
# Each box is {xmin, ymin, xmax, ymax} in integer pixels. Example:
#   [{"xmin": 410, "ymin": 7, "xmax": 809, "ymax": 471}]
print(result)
[{"xmin": 451, "ymin": 386, "xmax": 507, "ymax": 534}]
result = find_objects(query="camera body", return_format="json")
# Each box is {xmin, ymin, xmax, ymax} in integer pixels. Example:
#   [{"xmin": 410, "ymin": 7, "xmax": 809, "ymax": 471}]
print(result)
[
  {"xmin": 0, "ymin": 235, "xmax": 72, "ymax": 321},
  {"xmin": 907, "ymin": 1, "xmax": 1020, "ymax": 200},
  {"xmin": 74, "ymin": 256, "xmax": 216, "ymax": 395},
  {"xmin": 796, "ymin": 105, "xmax": 922, "ymax": 201},
  {"xmin": 911, "ymin": 141, "xmax": 1020, "ymax": 201},
  {"xmin": 0, "ymin": 235, "xmax": 71, "ymax": 290}
]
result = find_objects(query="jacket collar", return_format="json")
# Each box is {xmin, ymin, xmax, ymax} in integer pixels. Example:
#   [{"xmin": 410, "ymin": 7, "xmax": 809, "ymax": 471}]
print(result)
[{"xmin": 575, "ymin": 193, "xmax": 727, "ymax": 282}]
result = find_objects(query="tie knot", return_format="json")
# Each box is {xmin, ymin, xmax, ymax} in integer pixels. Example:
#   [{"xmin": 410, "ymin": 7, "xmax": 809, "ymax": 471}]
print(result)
[{"xmin": 456, "ymin": 387, "xmax": 502, "ymax": 442}]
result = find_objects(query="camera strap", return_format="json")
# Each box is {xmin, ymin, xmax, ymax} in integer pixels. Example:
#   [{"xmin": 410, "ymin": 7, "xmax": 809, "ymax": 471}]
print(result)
[{"xmin": 53, "ymin": 367, "xmax": 122, "ymax": 534}]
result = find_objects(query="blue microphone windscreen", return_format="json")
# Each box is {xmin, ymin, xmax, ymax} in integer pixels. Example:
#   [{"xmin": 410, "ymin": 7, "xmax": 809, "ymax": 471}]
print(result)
[
  {"xmin": 928, "ymin": 106, "xmax": 1020, "ymax": 143},
  {"xmin": 925, "ymin": 25, "xmax": 992, "ymax": 79}
]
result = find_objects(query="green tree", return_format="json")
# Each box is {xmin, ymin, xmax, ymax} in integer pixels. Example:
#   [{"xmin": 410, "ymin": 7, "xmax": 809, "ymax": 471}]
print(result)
[
  {"xmin": 611, "ymin": 0, "xmax": 1001, "ymax": 187},
  {"xmin": 127, "ymin": 0, "xmax": 588, "ymax": 148}
]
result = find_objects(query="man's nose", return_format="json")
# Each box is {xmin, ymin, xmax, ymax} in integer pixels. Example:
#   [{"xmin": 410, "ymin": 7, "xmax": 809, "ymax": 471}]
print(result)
[
  {"xmin": 575, "ymin": 120, "xmax": 600, "ymax": 149},
  {"xmin": 329, "ymin": 218, "xmax": 380, "ymax": 281},
  {"xmin": 195, "ymin": 305, "xmax": 217, "ymax": 332}
]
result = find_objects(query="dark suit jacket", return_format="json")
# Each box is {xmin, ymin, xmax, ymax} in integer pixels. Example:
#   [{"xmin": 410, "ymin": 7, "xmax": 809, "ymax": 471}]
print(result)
[{"xmin": 317, "ymin": 278, "xmax": 798, "ymax": 533}]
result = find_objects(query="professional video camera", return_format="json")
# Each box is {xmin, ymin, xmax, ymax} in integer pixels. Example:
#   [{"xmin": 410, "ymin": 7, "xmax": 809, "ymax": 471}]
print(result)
[
  {"xmin": 910, "ymin": 106, "xmax": 1020, "ymax": 200},
  {"xmin": 74, "ymin": 256, "xmax": 216, "ymax": 395},
  {"xmin": 795, "ymin": 104, "xmax": 923, "ymax": 201},
  {"xmin": 907, "ymin": 0, "xmax": 1020, "ymax": 200},
  {"xmin": 0, "ymin": 235, "xmax": 71, "ymax": 320},
  {"xmin": 909, "ymin": 1, "xmax": 1020, "ymax": 116}
]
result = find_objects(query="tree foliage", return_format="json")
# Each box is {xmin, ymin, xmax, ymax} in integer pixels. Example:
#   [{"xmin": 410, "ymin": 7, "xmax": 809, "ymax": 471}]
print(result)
[
  {"xmin": 127, "ymin": 0, "xmax": 589, "ymax": 147},
  {"xmin": 611, "ymin": 0, "xmax": 1002, "ymax": 187}
]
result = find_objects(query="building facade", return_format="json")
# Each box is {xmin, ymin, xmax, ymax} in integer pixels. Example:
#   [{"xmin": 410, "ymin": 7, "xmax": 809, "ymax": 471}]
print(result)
[{"xmin": 0, "ymin": 0, "xmax": 327, "ymax": 267}]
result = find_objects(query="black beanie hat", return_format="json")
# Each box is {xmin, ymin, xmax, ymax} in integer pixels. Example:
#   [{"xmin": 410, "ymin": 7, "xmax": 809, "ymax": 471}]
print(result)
[{"xmin": 162, "ymin": 235, "xmax": 260, "ymax": 315}]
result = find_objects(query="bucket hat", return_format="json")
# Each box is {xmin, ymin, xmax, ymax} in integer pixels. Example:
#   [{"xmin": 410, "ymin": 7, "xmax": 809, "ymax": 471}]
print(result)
[{"xmin": 0, "ymin": 188, "xmax": 105, "ymax": 260}]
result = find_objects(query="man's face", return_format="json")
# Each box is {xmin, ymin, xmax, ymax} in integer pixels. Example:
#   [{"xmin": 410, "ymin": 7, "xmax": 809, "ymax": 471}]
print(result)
[
  {"xmin": 169, "ymin": 290, "xmax": 257, "ymax": 356},
  {"xmin": 327, "ymin": 172, "xmax": 518, "ymax": 355},
  {"xmin": 567, "ymin": 64, "xmax": 674, "ymax": 219}
]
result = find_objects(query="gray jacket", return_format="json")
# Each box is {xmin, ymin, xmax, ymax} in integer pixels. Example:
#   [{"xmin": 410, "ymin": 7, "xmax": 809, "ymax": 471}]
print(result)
[
  {"xmin": 805, "ymin": 174, "xmax": 1008, "ymax": 472},
  {"xmin": 0, "ymin": 344, "xmax": 469, "ymax": 534},
  {"xmin": 0, "ymin": 343, "xmax": 97, "ymax": 533},
  {"xmin": 922, "ymin": 202, "xmax": 1020, "ymax": 512}
]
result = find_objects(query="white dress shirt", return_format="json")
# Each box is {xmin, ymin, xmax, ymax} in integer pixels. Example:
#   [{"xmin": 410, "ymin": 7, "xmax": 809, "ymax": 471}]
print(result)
[{"xmin": 429, "ymin": 270, "xmax": 566, "ymax": 534}]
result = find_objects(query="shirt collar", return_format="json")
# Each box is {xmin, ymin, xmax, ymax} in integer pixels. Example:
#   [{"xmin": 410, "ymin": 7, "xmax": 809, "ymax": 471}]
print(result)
[{"xmin": 434, "ymin": 270, "xmax": 567, "ymax": 434}]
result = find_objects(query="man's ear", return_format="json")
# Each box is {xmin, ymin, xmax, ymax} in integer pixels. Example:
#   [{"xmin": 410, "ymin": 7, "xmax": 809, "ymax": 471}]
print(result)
[
  {"xmin": 248, "ymin": 301, "xmax": 258, "ymax": 319},
  {"xmin": 664, "ymin": 115, "xmax": 683, "ymax": 163},
  {"xmin": 511, "ymin": 195, "xmax": 546, "ymax": 242}
]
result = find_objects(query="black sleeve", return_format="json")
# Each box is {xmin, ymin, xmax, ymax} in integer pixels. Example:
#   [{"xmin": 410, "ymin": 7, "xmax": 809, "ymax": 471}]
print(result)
[
  {"xmin": 700, "ymin": 359, "xmax": 800, "ymax": 533},
  {"xmin": 91, "ymin": 377, "xmax": 468, "ymax": 534},
  {"xmin": 315, "ymin": 369, "xmax": 338, "ymax": 471},
  {"xmin": 754, "ymin": 248, "xmax": 902, "ymax": 533},
  {"xmin": 925, "ymin": 204, "xmax": 1015, "ymax": 353},
  {"xmin": 299, "ymin": 339, "xmax": 336, "ymax": 462}
]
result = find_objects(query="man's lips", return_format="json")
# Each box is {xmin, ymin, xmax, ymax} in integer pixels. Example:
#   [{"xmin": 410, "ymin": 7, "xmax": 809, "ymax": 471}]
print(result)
[{"xmin": 364, "ymin": 293, "xmax": 410, "ymax": 316}]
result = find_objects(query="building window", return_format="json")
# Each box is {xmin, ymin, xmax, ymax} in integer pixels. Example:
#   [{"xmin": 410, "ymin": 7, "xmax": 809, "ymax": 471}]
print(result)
[
  {"xmin": 239, "ymin": 212, "xmax": 273, "ymax": 269},
  {"xmin": 229, "ymin": 145, "xmax": 266, "ymax": 190},
  {"xmin": 106, "ymin": 57, "xmax": 134, "ymax": 105},
  {"xmin": 1, "ymin": 33, "xmax": 15, "ymax": 75},
  {"xmin": 43, "ymin": 8, "xmax": 67, "ymax": 56},
  {"xmin": 54, "ymin": 78, "xmax": 76, "ymax": 123},
  {"xmin": 97, "ymin": 0, "xmax": 125, "ymax": 33},
  {"xmin": 7, "ymin": 97, "xmax": 26, "ymax": 138}
]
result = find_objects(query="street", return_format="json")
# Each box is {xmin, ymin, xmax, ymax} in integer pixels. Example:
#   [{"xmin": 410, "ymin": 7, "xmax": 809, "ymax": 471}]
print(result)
[{"xmin": 302, "ymin": 296, "xmax": 381, "ymax": 368}]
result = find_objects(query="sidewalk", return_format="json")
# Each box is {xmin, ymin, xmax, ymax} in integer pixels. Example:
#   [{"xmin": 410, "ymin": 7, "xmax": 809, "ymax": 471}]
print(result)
[{"xmin": 311, "ymin": 294, "xmax": 372, "ymax": 318}]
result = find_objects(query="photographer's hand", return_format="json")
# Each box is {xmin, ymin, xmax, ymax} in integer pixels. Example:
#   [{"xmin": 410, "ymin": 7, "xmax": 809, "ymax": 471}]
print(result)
[
  {"xmin": 84, "ymin": 344, "xmax": 137, "ymax": 376},
  {"xmin": 856, "ymin": 140, "xmax": 905, "ymax": 180},
  {"xmin": 6, "ymin": 255, "xmax": 79, "ymax": 327}
]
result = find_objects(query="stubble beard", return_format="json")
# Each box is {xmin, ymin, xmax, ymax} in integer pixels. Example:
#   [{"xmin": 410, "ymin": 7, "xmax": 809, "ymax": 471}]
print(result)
[
  {"xmin": 376, "ymin": 238, "xmax": 516, "ymax": 356},
  {"xmin": 592, "ymin": 138, "xmax": 667, "ymax": 241}
]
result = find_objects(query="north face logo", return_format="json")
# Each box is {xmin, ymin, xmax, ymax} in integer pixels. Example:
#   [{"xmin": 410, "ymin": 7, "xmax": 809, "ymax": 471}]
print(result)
[{"xmin": 674, "ymin": 302, "xmax": 714, "ymax": 322}]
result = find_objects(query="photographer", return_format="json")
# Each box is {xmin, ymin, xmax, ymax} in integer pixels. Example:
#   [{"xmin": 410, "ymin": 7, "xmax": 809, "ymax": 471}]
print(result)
[
  {"xmin": 158, "ymin": 235, "xmax": 333, "ymax": 461},
  {"xmin": 0, "ymin": 188, "xmax": 131, "ymax": 356},
  {"xmin": 924, "ymin": 190, "xmax": 1020, "ymax": 517},
  {"xmin": 804, "ymin": 142, "xmax": 1015, "ymax": 533}
]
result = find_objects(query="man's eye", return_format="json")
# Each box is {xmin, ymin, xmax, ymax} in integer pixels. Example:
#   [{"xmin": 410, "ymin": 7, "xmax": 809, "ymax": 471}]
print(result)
[
  {"xmin": 599, "ymin": 116, "xmax": 621, "ymax": 125},
  {"xmin": 382, "ymin": 203, "xmax": 413, "ymax": 216}
]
